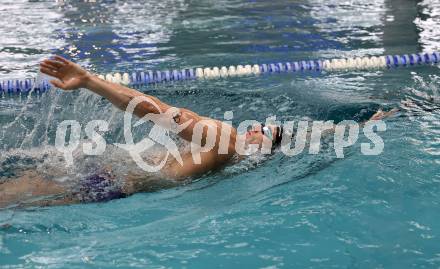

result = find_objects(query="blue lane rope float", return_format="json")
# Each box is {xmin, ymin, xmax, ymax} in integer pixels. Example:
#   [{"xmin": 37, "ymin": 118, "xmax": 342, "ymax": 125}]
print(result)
[{"xmin": 1, "ymin": 52, "xmax": 439, "ymax": 95}]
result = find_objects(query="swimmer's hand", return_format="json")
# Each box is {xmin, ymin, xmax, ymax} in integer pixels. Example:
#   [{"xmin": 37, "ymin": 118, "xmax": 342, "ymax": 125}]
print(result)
[{"xmin": 40, "ymin": 56, "xmax": 91, "ymax": 91}]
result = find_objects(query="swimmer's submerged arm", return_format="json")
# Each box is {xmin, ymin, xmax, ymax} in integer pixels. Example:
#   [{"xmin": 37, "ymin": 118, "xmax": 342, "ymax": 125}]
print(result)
[{"xmin": 40, "ymin": 56, "xmax": 210, "ymax": 143}]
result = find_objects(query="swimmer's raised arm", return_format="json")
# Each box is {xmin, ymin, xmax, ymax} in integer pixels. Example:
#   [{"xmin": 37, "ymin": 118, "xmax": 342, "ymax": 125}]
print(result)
[{"xmin": 40, "ymin": 56, "xmax": 210, "ymax": 143}]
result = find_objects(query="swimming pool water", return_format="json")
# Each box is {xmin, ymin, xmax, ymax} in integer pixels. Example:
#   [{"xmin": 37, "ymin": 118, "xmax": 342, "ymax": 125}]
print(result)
[{"xmin": 1, "ymin": 0, "xmax": 440, "ymax": 268}]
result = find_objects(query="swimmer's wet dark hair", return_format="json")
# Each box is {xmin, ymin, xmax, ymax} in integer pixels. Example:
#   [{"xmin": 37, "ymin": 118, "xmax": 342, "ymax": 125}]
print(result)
[
  {"xmin": 273, "ymin": 125, "xmax": 284, "ymax": 147},
  {"xmin": 259, "ymin": 123, "xmax": 285, "ymax": 150}
]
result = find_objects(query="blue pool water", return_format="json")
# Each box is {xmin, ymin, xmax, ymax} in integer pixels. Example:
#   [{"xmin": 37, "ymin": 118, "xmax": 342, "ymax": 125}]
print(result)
[{"xmin": 1, "ymin": 0, "xmax": 440, "ymax": 268}]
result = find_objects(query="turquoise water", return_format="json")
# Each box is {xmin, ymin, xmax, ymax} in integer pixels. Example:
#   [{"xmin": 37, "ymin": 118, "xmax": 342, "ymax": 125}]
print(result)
[{"xmin": 1, "ymin": 0, "xmax": 440, "ymax": 268}]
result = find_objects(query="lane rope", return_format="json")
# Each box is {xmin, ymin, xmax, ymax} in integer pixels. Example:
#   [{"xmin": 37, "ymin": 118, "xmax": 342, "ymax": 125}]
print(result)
[{"xmin": 1, "ymin": 52, "xmax": 438, "ymax": 95}]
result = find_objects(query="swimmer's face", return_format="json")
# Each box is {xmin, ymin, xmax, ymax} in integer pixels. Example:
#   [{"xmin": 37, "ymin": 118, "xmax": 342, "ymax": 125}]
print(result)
[{"xmin": 245, "ymin": 124, "xmax": 278, "ymax": 147}]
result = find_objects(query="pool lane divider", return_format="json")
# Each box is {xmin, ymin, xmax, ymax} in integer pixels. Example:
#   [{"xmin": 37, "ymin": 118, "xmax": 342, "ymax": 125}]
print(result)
[{"xmin": 1, "ymin": 52, "xmax": 439, "ymax": 95}]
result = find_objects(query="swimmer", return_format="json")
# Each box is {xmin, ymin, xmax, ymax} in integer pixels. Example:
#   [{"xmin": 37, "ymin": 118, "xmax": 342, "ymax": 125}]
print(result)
[{"xmin": 0, "ymin": 56, "xmax": 396, "ymax": 208}]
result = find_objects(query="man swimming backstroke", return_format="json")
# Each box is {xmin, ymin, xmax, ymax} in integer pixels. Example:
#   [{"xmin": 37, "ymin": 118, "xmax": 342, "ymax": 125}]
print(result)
[{"xmin": 0, "ymin": 56, "xmax": 395, "ymax": 208}]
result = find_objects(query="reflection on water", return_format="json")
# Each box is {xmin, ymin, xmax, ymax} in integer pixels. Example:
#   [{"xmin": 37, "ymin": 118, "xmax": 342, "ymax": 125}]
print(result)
[
  {"xmin": 0, "ymin": 0, "xmax": 440, "ymax": 268},
  {"xmin": 56, "ymin": 0, "xmax": 187, "ymax": 70},
  {"xmin": 415, "ymin": 0, "xmax": 440, "ymax": 52},
  {"xmin": 0, "ymin": 0, "xmax": 65, "ymax": 79},
  {"xmin": 383, "ymin": 0, "xmax": 419, "ymax": 54},
  {"xmin": 309, "ymin": 0, "xmax": 386, "ymax": 56}
]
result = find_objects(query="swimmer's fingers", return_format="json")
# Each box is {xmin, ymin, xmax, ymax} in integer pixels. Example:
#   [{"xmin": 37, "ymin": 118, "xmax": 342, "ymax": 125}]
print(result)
[
  {"xmin": 40, "ymin": 66, "xmax": 61, "ymax": 79},
  {"xmin": 40, "ymin": 62, "xmax": 54, "ymax": 71},
  {"xmin": 40, "ymin": 66, "xmax": 73, "ymax": 90},
  {"xmin": 53, "ymin": 55, "xmax": 70, "ymax": 65},
  {"xmin": 49, "ymin": 79, "xmax": 67, "ymax": 90},
  {"xmin": 42, "ymin": 59, "xmax": 65, "ymax": 69},
  {"xmin": 40, "ymin": 62, "xmax": 60, "ymax": 73}
]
